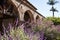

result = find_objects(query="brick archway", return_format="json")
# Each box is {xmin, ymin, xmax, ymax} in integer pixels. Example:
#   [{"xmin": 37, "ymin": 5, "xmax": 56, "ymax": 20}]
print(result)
[{"xmin": 24, "ymin": 10, "xmax": 34, "ymax": 22}]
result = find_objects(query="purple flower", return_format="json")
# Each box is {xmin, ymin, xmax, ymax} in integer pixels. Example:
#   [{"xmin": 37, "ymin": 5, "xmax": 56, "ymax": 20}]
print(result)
[
  {"xmin": 2, "ymin": 23, "xmax": 6, "ymax": 34},
  {"xmin": 44, "ymin": 37, "xmax": 47, "ymax": 40},
  {"xmin": 8, "ymin": 23, "xmax": 12, "ymax": 30},
  {"xmin": 15, "ymin": 18, "xmax": 19, "ymax": 26},
  {"xmin": 8, "ymin": 35, "xmax": 13, "ymax": 40},
  {"xmin": 39, "ymin": 31, "xmax": 44, "ymax": 40}
]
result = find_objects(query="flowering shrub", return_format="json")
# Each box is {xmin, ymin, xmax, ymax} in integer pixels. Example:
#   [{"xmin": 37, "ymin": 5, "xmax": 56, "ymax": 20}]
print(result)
[
  {"xmin": 0, "ymin": 27, "xmax": 29, "ymax": 40},
  {"xmin": 31, "ymin": 18, "xmax": 60, "ymax": 40},
  {"xmin": 46, "ymin": 17, "xmax": 60, "ymax": 25},
  {"xmin": 0, "ymin": 17, "xmax": 60, "ymax": 40}
]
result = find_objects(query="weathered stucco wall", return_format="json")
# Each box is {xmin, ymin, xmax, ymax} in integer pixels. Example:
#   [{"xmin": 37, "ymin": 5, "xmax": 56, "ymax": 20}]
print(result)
[{"xmin": 11, "ymin": 0, "xmax": 45, "ymax": 22}]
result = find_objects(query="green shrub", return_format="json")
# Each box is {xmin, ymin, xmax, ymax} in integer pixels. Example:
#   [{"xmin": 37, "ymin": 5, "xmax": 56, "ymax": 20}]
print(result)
[
  {"xmin": 10, "ymin": 28, "xmax": 29, "ymax": 40},
  {"xmin": 46, "ymin": 17, "xmax": 60, "ymax": 25},
  {"xmin": 0, "ymin": 27, "xmax": 29, "ymax": 40}
]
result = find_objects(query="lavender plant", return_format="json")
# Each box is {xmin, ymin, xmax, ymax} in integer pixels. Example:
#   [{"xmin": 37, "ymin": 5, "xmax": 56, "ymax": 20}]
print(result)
[{"xmin": 0, "ymin": 17, "xmax": 60, "ymax": 40}]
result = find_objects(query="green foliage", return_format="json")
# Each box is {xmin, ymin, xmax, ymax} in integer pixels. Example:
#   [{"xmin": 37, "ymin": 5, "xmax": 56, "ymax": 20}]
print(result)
[
  {"xmin": 46, "ymin": 17, "xmax": 60, "ymax": 25},
  {"xmin": 32, "ymin": 24, "xmax": 60, "ymax": 40},
  {"xmin": 32, "ymin": 26, "xmax": 40, "ymax": 33},
  {"xmin": 10, "ymin": 28, "xmax": 29, "ymax": 40},
  {"xmin": 0, "ymin": 28, "xmax": 29, "ymax": 40}
]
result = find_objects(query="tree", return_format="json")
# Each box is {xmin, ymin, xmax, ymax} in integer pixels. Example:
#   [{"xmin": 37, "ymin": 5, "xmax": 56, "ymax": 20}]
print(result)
[{"xmin": 47, "ymin": 0, "xmax": 58, "ymax": 17}]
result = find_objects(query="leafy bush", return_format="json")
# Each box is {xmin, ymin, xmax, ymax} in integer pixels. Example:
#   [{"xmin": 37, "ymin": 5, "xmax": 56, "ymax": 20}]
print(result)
[
  {"xmin": 32, "ymin": 25, "xmax": 60, "ymax": 40},
  {"xmin": 0, "ymin": 27, "xmax": 29, "ymax": 40},
  {"xmin": 10, "ymin": 28, "xmax": 29, "ymax": 40},
  {"xmin": 1, "ymin": 17, "xmax": 60, "ymax": 40},
  {"xmin": 46, "ymin": 17, "xmax": 60, "ymax": 25}
]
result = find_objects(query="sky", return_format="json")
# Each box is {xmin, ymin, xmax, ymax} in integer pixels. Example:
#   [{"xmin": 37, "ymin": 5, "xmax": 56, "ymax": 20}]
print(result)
[{"xmin": 28, "ymin": 0, "xmax": 60, "ymax": 17}]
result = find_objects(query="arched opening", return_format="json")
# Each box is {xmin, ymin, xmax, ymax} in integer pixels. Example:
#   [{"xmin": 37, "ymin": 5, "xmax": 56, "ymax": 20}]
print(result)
[
  {"xmin": 24, "ymin": 10, "xmax": 34, "ymax": 22},
  {"xmin": 36, "ymin": 15, "xmax": 40, "ymax": 21},
  {"xmin": 36, "ymin": 15, "xmax": 41, "ymax": 26},
  {"xmin": 24, "ymin": 12, "xmax": 30, "ymax": 22},
  {"xmin": 36, "ymin": 15, "xmax": 40, "ymax": 24},
  {"xmin": 24, "ymin": 10, "xmax": 34, "ymax": 33}
]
